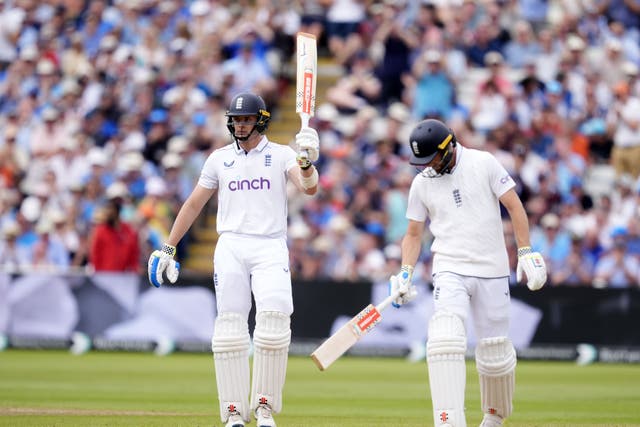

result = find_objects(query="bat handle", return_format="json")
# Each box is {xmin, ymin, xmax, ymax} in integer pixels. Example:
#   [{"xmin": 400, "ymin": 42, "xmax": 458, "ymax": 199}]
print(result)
[
  {"xmin": 299, "ymin": 113, "xmax": 311, "ymax": 159},
  {"xmin": 377, "ymin": 291, "xmax": 402, "ymax": 312},
  {"xmin": 300, "ymin": 113, "xmax": 310, "ymax": 129}
]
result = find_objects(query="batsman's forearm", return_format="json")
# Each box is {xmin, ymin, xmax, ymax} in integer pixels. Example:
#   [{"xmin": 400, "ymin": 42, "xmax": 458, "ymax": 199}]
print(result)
[
  {"xmin": 166, "ymin": 201, "xmax": 203, "ymax": 247},
  {"xmin": 510, "ymin": 203, "xmax": 531, "ymax": 249},
  {"xmin": 501, "ymin": 189, "xmax": 531, "ymax": 248},
  {"xmin": 400, "ymin": 233, "xmax": 422, "ymax": 267}
]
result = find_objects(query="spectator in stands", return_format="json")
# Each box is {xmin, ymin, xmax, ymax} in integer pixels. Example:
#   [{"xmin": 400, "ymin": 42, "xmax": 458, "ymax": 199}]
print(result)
[
  {"xmin": 550, "ymin": 136, "xmax": 587, "ymax": 200},
  {"xmin": 143, "ymin": 109, "xmax": 172, "ymax": 167},
  {"xmin": 478, "ymin": 51, "xmax": 513, "ymax": 97},
  {"xmin": 30, "ymin": 217, "xmax": 70, "ymax": 271},
  {"xmin": 89, "ymin": 197, "xmax": 140, "ymax": 273},
  {"xmin": 222, "ymin": 37, "xmax": 277, "ymax": 106},
  {"xmin": 503, "ymin": 20, "xmax": 541, "ymax": 69},
  {"xmin": 49, "ymin": 207, "xmax": 83, "ymax": 268},
  {"xmin": 0, "ymin": 125, "xmax": 27, "ymax": 188},
  {"xmin": 531, "ymin": 212, "xmax": 571, "ymax": 269},
  {"xmin": 298, "ymin": 0, "xmax": 327, "ymax": 48},
  {"xmin": 137, "ymin": 176, "xmax": 174, "ymax": 242},
  {"xmin": 370, "ymin": 0, "xmax": 419, "ymax": 106},
  {"xmin": 516, "ymin": 0, "xmax": 549, "ymax": 32},
  {"xmin": 581, "ymin": 118, "xmax": 613, "ymax": 164},
  {"xmin": 606, "ymin": 81, "xmax": 640, "ymax": 178},
  {"xmin": 322, "ymin": 213, "xmax": 359, "ymax": 281},
  {"xmin": 463, "ymin": 18, "xmax": 504, "ymax": 67},
  {"xmin": 29, "ymin": 106, "xmax": 68, "ymax": 157},
  {"xmin": 534, "ymin": 28, "xmax": 561, "ymax": 84},
  {"xmin": 625, "ymin": 216, "xmax": 640, "ymax": 257},
  {"xmin": 384, "ymin": 166, "xmax": 412, "ymax": 245},
  {"xmin": 550, "ymin": 233, "xmax": 595, "ymax": 286},
  {"xmin": 407, "ymin": 49, "xmax": 454, "ymax": 120},
  {"xmin": 604, "ymin": 19, "xmax": 640, "ymax": 65},
  {"xmin": 0, "ymin": 220, "xmax": 30, "ymax": 273},
  {"xmin": 518, "ymin": 59, "xmax": 546, "ymax": 110},
  {"xmin": 596, "ymin": 1, "xmax": 640, "ymax": 38},
  {"xmin": 608, "ymin": 175, "xmax": 638, "ymax": 231},
  {"xmin": 288, "ymin": 221, "xmax": 313, "ymax": 278},
  {"xmin": 326, "ymin": 51, "xmax": 382, "ymax": 114},
  {"xmin": 470, "ymin": 78, "xmax": 508, "ymax": 134},
  {"xmin": 15, "ymin": 196, "xmax": 40, "ymax": 251},
  {"xmin": 324, "ymin": 0, "xmax": 366, "ymax": 65},
  {"xmin": 592, "ymin": 227, "xmax": 639, "ymax": 288},
  {"xmin": 82, "ymin": 147, "xmax": 114, "ymax": 190},
  {"xmin": 355, "ymin": 231, "xmax": 386, "ymax": 282},
  {"xmin": 591, "ymin": 39, "xmax": 628, "ymax": 86}
]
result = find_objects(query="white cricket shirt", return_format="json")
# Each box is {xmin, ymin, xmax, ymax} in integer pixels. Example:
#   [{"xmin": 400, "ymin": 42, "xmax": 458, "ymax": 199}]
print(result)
[
  {"xmin": 198, "ymin": 136, "xmax": 298, "ymax": 238},
  {"xmin": 406, "ymin": 146, "xmax": 515, "ymax": 278}
]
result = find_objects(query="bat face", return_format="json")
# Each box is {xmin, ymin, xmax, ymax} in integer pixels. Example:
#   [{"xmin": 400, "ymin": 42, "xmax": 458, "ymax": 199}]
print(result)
[
  {"xmin": 310, "ymin": 304, "xmax": 382, "ymax": 371},
  {"xmin": 353, "ymin": 305, "xmax": 382, "ymax": 335},
  {"xmin": 301, "ymin": 69, "xmax": 314, "ymax": 115},
  {"xmin": 296, "ymin": 32, "xmax": 317, "ymax": 121},
  {"xmin": 310, "ymin": 292, "xmax": 398, "ymax": 371}
]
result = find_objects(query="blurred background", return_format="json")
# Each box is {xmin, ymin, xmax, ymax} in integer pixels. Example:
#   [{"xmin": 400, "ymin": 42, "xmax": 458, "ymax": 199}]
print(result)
[{"xmin": 0, "ymin": 0, "xmax": 639, "ymax": 362}]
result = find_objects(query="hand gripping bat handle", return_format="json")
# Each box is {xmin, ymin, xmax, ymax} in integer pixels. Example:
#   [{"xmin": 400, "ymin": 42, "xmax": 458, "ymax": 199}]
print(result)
[
  {"xmin": 377, "ymin": 290, "xmax": 402, "ymax": 312},
  {"xmin": 299, "ymin": 114, "xmax": 311, "ymax": 160}
]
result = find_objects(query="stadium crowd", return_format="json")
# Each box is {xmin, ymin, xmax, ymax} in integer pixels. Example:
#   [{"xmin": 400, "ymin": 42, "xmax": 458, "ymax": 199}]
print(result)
[{"xmin": 1, "ymin": 0, "xmax": 640, "ymax": 289}]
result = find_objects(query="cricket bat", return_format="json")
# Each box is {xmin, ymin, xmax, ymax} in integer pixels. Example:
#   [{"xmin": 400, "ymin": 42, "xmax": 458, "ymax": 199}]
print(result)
[
  {"xmin": 311, "ymin": 291, "xmax": 400, "ymax": 371},
  {"xmin": 295, "ymin": 32, "xmax": 317, "ymax": 158}
]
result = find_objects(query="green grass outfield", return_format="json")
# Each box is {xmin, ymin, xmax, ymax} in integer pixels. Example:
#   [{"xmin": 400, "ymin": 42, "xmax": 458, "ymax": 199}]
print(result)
[{"xmin": 1, "ymin": 350, "xmax": 639, "ymax": 426}]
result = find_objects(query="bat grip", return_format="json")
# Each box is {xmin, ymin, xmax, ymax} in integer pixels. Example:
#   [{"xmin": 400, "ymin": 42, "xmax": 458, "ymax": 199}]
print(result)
[
  {"xmin": 299, "ymin": 113, "xmax": 311, "ymax": 159},
  {"xmin": 300, "ymin": 113, "xmax": 310, "ymax": 129},
  {"xmin": 377, "ymin": 291, "xmax": 402, "ymax": 312}
]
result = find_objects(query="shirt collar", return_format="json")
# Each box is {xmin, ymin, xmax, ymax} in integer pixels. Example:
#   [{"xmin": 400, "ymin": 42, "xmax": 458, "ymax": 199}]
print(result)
[{"xmin": 233, "ymin": 135, "xmax": 268, "ymax": 155}]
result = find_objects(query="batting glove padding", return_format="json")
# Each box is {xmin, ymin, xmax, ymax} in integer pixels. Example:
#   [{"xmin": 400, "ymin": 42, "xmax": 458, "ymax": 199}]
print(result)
[
  {"xmin": 516, "ymin": 246, "xmax": 547, "ymax": 291},
  {"xmin": 295, "ymin": 127, "xmax": 320, "ymax": 169},
  {"xmin": 148, "ymin": 243, "xmax": 180, "ymax": 287},
  {"xmin": 389, "ymin": 265, "xmax": 417, "ymax": 308}
]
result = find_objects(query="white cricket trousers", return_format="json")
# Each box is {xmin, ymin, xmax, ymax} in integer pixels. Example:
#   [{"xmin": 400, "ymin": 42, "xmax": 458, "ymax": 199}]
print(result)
[
  {"xmin": 432, "ymin": 272, "xmax": 510, "ymax": 339},
  {"xmin": 213, "ymin": 233, "xmax": 294, "ymax": 318}
]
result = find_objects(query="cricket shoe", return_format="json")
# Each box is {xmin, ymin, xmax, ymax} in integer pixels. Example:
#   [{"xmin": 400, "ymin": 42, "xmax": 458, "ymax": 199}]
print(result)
[
  {"xmin": 224, "ymin": 413, "xmax": 244, "ymax": 427},
  {"xmin": 255, "ymin": 404, "xmax": 276, "ymax": 427},
  {"xmin": 479, "ymin": 413, "xmax": 503, "ymax": 427}
]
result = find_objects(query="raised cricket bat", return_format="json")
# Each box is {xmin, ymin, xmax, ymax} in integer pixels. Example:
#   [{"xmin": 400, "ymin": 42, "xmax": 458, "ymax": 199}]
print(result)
[
  {"xmin": 311, "ymin": 291, "xmax": 400, "ymax": 371},
  {"xmin": 295, "ymin": 32, "xmax": 317, "ymax": 158}
]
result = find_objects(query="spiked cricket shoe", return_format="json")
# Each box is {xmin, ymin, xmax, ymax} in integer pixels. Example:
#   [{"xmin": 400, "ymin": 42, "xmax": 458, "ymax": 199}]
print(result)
[
  {"xmin": 479, "ymin": 413, "xmax": 503, "ymax": 427},
  {"xmin": 255, "ymin": 404, "xmax": 276, "ymax": 427},
  {"xmin": 225, "ymin": 413, "xmax": 244, "ymax": 427}
]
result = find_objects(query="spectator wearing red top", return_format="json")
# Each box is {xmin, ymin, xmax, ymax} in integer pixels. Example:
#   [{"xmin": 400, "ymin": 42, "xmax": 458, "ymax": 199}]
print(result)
[{"xmin": 89, "ymin": 198, "xmax": 139, "ymax": 272}]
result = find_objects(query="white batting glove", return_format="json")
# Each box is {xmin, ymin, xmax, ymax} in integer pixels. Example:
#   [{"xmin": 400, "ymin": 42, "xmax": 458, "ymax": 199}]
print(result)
[
  {"xmin": 516, "ymin": 246, "xmax": 547, "ymax": 291},
  {"xmin": 295, "ymin": 127, "xmax": 319, "ymax": 169},
  {"xmin": 389, "ymin": 265, "xmax": 417, "ymax": 308},
  {"xmin": 148, "ymin": 243, "xmax": 180, "ymax": 288}
]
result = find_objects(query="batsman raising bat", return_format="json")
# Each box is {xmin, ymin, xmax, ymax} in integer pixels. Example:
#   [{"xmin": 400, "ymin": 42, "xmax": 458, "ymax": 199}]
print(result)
[
  {"xmin": 391, "ymin": 119, "xmax": 547, "ymax": 427},
  {"xmin": 147, "ymin": 92, "xmax": 319, "ymax": 427}
]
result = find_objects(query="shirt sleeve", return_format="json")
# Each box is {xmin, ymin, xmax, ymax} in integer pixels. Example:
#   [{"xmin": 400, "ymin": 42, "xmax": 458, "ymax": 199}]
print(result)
[
  {"xmin": 406, "ymin": 176, "xmax": 428, "ymax": 222},
  {"xmin": 486, "ymin": 152, "xmax": 516, "ymax": 198},
  {"xmin": 197, "ymin": 152, "xmax": 219, "ymax": 189}
]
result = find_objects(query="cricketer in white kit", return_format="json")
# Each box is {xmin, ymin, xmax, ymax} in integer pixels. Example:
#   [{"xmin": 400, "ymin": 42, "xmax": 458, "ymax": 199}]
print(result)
[
  {"xmin": 147, "ymin": 92, "xmax": 320, "ymax": 427},
  {"xmin": 389, "ymin": 119, "xmax": 547, "ymax": 427}
]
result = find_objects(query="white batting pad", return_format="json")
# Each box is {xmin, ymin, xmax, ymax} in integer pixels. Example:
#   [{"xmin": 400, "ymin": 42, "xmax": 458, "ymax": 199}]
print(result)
[
  {"xmin": 250, "ymin": 311, "xmax": 291, "ymax": 414},
  {"xmin": 212, "ymin": 312, "xmax": 251, "ymax": 423},
  {"xmin": 475, "ymin": 336, "xmax": 516, "ymax": 420},
  {"xmin": 427, "ymin": 311, "xmax": 467, "ymax": 427}
]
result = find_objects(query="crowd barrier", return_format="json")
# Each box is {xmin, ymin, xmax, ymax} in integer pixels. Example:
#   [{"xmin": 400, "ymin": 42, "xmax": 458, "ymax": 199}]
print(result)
[{"xmin": 1, "ymin": 272, "xmax": 638, "ymax": 363}]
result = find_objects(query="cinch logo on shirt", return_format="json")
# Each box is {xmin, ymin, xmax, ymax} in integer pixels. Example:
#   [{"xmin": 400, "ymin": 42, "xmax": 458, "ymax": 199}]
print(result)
[{"xmin": 228, "ymin": 177, "xmax": 271, "ymax": 191}]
